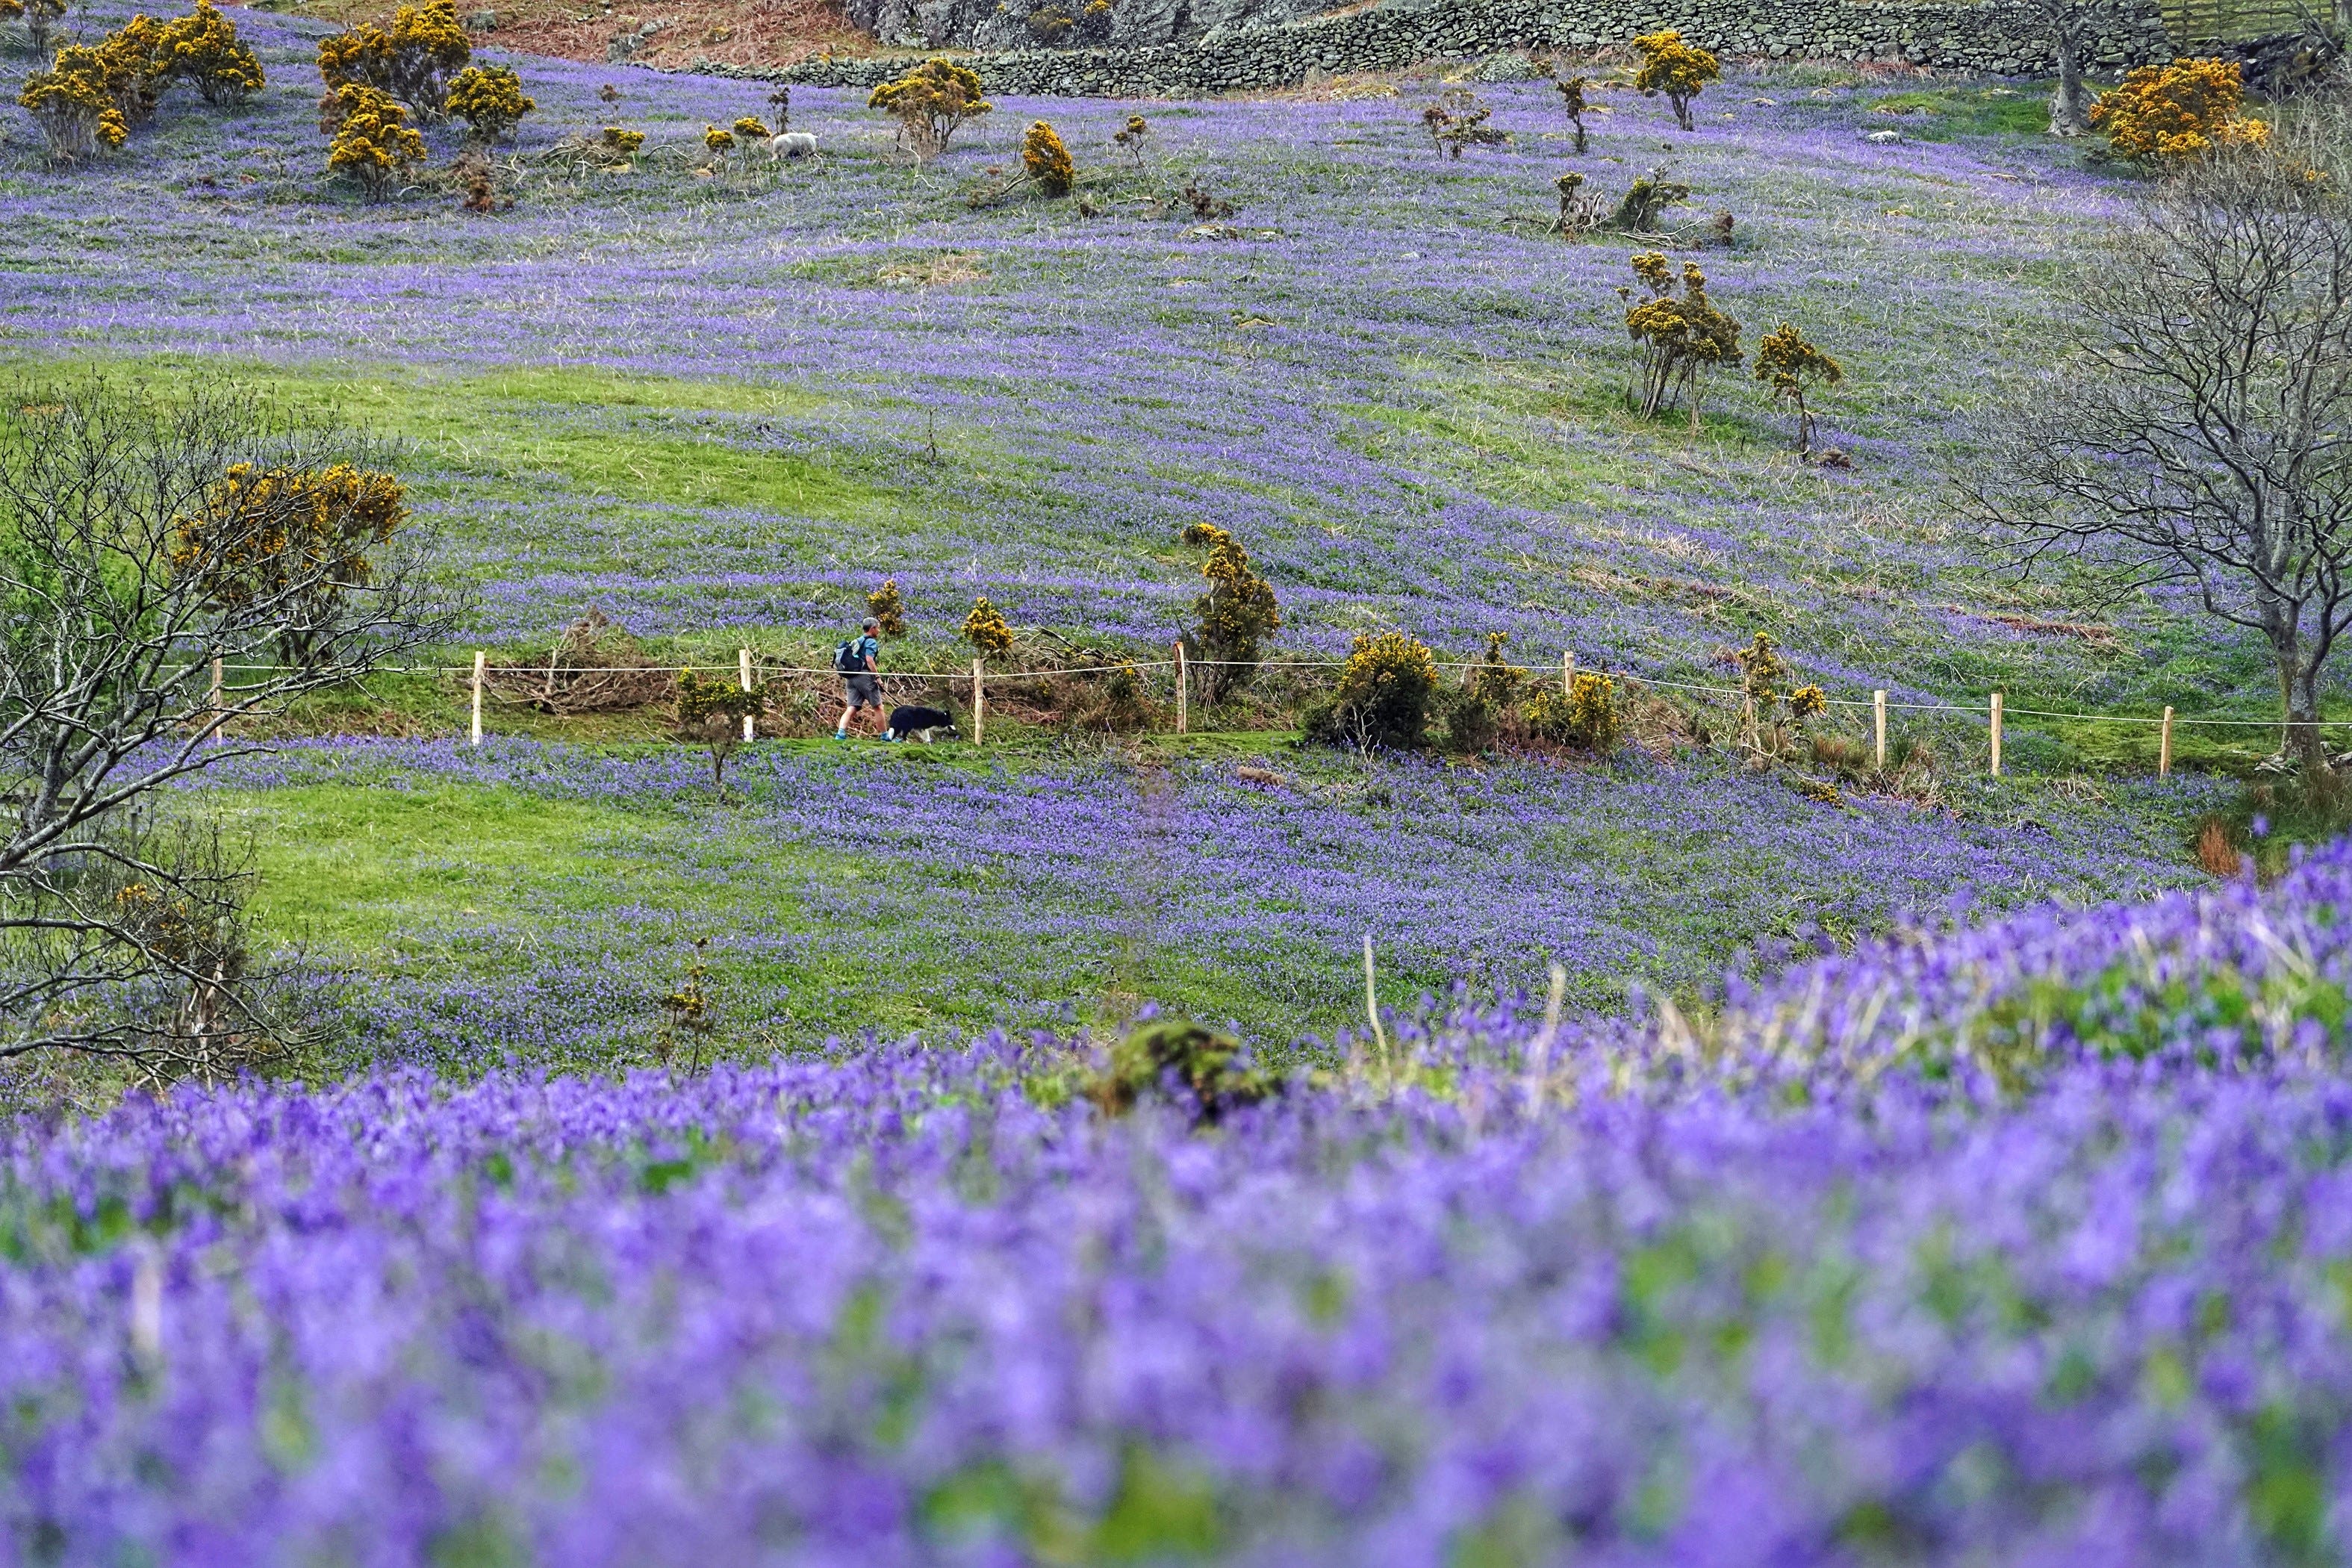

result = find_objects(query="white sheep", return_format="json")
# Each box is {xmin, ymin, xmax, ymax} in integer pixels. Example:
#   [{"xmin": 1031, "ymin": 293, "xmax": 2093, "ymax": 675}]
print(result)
[{"xmin": 771, "ymin": 131, "xmax": 818, "ymax": 160}]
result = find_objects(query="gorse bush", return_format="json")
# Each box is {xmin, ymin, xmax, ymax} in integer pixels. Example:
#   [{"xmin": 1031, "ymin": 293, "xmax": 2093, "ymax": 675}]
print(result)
[
  {"xmin": 1021, "ymin": 120, "xmax": 1073, "ymax": 195},
  {"xmin": 1622, "ymin": 251, "xmax": 1742, "ymax": 429},
  {"xmin": 1754, "ymin": 322, "xmax": 1841, "ymax": 455},
  {"xmin": 1180, "ymin": 522, "xmax": 1279, "ymax": 703},
  {"xmin": 1444, "ymin": 631, "xmax": 1524, "ymax": 753},
  {"xmin": 1113, "ymin": 113, "xmax": 1148, "ymax": 166},
  {"xmin": 1555, "ymin": 73, "xmax": 1591, "ymax": 153},
  {"xmin": 867, "ymin": 578, "xmax": 906, "ymax": 638},
  {"xmin": 962, "ymin": 596, "xmax": 1012, "ymax": 656},
  {"xmin": 1086, "ymin": 1017, "xmax": 1278, "ymax": 1125},
  {"xmin": 95, "ymin": 16, "xmax": 167, "ymax": 130},
  {"xmin": 1605, "ymin": 169, "xmax": 1690, "ymax": 233},
  {"xmin": 172, "ymin": 462, "xmax": 408, "ymax": 659},
  {"xmin": 1306, "ymin": 631, "xmax": 1439, "ymax": 751},
  {"xmin": 1068, "ymin": 662, "xmax": 1160, "ymax": 735},
  {"xmin": 1420, "ymin": 87, "xmax": 1506, "ymax": 159},
  {"xmin": 316, "ymin": 0, "xmax": 469, "ymax": 120},
  {"xmin": 320, "ymin": 84, "xmax": 426, "ymax": 199},
  {"xmin": 868, "ymin": 58, "xmax": 989, "ymax": 160},
  {"xmin": 1522, "ymin": 672, "xmax": 1620, "ymax": 751},
  {"xmin": 672, "ymin": 670, "xmax": 767, "ymax": 789},
  {"xmin": 1555, "ymin": 172, "xmax": 1604, "ymax": 234},
  {"xmin": 1633, "ymin": 28, "xmax": 1718, "ymax": 132},
  {"xmin": 1565, "ymin": 671, "xmax": 1620, "ymax": 751},
  {"xmin": 444, "ymin": 63, "xmax": 531, "ymax": 143},
  {"xmin": 597, "ymin": 125, "xmax": 643, "ymax": 155},
  {"xmin": 2091, "ymin": 57, "xmax": 2267, "ymax": 163},
  {"xmin": 19, "ymin": 47, "xmax": 127, "ymax": 159},
  {"xmin": 2, "ymin": 0, "xmax": 67, "ymax": 59},
  {"xmin": 1734, "ymin": 632, "xmax": 1827, "ymax": 759},
  {"xmin": 731, "ymin": 115, "xmax": 771, "ymax": 141},
  {"xmin": 158, "ymin": 1, "xmax": 262, "ymax": 105},
  {"xmin": 703, "ymin": 124, "xmax": 735, "ymax": 157},
  {"xmin": 653, "ymin": 938, "xmax": 717, "ymax": 1068}
]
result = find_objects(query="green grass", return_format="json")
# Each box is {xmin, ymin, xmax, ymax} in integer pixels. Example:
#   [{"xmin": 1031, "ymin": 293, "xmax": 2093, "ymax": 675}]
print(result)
[{"xmin": 1861, "ymin": 85, "xmax": 2061, "ymax": 142}]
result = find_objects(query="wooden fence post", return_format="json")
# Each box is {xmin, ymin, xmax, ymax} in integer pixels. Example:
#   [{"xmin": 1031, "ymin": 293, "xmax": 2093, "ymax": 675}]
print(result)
[
  {"xmin": 1873, "ymin": 688, "xmax": 1887, "ymax": 772},
  {"xmin": 470, "ymin": 650, "xmax": 485, "ymax": 747},
  {"xmin": 972, "ymin": 658, "xmax": 985, "ymax": 746},
  {"xmin": 2159, "ymin": 705, "xmax": 2174, "ymax": 778},
  {"xmin": 1564, "ymin": 650, "xmax": 1575, "ymax": 697},
  {"xmin": 738, "ymin": 647, "xmax": 756, "ymax": 742},
  {"xmin": 211, "ymin": 656, "xmax": 223, "ymax": 715},
  {"xmin": 1175, "ymin": 641, "xmax": 1187, "ymax": 735},
  {"xmin": 1989, "ymin": 691, "xmax": 2003, "ymax": 777}
]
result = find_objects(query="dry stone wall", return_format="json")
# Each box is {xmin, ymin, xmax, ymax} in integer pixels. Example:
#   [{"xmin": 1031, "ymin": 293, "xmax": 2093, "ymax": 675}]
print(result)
[{"xmin": 717, "ymin": 0, "xmax": 2174, "ymax": 96}]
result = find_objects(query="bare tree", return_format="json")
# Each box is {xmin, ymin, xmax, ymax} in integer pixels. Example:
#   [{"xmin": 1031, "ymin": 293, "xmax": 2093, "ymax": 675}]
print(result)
[
  {"xmin": 2023, "ymin": 0, "xmax": 2126, "ymax": 136},
  {"xmin": 0, "ymin": 378, "xmax": 455, "ymax": 1080},
  {"xmin": 1964, "ymin": 131, "xmax": 2352, "ymax": 770}
]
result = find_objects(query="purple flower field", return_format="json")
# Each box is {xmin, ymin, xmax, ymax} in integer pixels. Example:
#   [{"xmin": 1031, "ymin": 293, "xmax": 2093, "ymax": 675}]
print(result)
[
  {"xmin": 8, "ymin": 12, "xmax": 2342, "ymax": 1555},
  {"xmin": 6, "ymin": 844, "xmax": 2352, "ymax": 1565},
  {"xmin": 190, "ymin": 736, "xmax": 2207, "ymax": 1067},
  {"xmin": 0, "ymin": 4, "xmax": 2265, "ymax": 718}
]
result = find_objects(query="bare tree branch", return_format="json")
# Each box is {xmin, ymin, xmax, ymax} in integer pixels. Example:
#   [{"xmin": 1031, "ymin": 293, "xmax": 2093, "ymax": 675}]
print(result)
[{"xmin": 0, "ymin": 376, "xmax": 458, "ymax": 1075}]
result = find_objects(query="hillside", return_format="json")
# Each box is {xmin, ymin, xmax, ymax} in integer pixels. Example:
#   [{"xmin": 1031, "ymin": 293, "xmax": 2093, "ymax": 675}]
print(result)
[{"xmin": 0, "ymin": 7, "xmax": 2286, "ymax": 1065}]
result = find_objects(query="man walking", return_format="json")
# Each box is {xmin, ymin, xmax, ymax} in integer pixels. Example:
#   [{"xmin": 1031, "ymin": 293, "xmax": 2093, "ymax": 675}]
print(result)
[{"xmin": 835, "ymin": 617, "xmax": 883, "ymax": 739}]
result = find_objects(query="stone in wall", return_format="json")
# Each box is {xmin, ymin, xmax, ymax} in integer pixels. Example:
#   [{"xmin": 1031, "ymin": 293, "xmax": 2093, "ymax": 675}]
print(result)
[{"xmin": 693, "ymin": 0, "xmax": 2177, "ymax": 96}]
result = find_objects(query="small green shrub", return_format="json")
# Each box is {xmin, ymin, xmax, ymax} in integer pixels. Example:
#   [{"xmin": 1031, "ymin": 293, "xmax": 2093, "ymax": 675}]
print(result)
[
  {"xmin": 1180, "ymin": 523, "xmax": 1279, "ymax": 703},
  {"xmin": 1555, "ymin": 73, "xmax": 1590, "ymax": 153},
  {"xmin": 1070, "ymin": 662, "xmax": 1160, "ymax": 734},
  {"xmin": 1444, "ymin": 632, "xmax": 1525, "ymax": 753},
  {"xmin": 1113, "ymin": 112, "xmax": 1148, "ymax": 166},
  {"xmin": 1086, "ymin": 1017, "xmax": 1278, "ymax": 1124},
  {"xmin": 1734, "ymin": 633, "xmax": 1834, "ymax": 759},
  {"xmin": 1420, "ymin": 87, "xmax": 1507, "ymax": 159},
  {"xmin": 1754, "ymin": 323, "xmax": 1842, "ymax": 455},
  {"xmin": 673, "ymin": 668, "xmax": 768, "ymax": 788},
  {"xmin": 1306, "ymin": 631, "xmax": 1440, "ymax": 751},
  {"xmin": 654, "ymin": 937, "xmax": 718, "ymax": 1067},
  {"xmin": 1606, "ymin": 170, "xmax": 1690, "ymax": 233}
]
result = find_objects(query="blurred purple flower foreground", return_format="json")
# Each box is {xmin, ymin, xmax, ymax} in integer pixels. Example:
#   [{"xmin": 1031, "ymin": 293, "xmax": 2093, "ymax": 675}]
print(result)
[{"xmin": 9, "ymin": 844, "xmax": 2352, "ymax": 1565}]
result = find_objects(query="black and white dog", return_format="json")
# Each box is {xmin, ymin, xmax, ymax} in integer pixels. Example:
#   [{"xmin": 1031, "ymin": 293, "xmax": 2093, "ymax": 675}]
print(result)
[{"xmin": 884, "ymin": 705, "xmax": 959, "ymax": 744}]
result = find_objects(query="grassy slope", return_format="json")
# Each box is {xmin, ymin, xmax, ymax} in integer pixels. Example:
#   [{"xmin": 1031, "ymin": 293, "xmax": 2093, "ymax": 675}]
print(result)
[{"xmin": 0, "ymin": 32, "xmax": 2263, "ymax": 1063}]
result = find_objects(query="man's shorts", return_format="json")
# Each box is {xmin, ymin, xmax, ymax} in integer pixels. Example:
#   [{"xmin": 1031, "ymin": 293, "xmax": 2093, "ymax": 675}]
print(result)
[{"xmin": 843, "ymin": 673, "xmax": 882, "ymax": 709}]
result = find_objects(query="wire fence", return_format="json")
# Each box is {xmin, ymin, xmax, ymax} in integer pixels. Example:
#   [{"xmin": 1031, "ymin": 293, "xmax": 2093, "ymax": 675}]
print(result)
[{"xmin": 187, "ymin": 644, "xmax": 2328, "ymax": 776}]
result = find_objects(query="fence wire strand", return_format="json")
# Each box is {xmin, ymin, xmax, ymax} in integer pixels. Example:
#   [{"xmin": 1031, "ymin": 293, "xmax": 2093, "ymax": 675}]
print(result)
[{"xmin": 203, "ymin": 651, "xmax": 2339, "ymax": 732}]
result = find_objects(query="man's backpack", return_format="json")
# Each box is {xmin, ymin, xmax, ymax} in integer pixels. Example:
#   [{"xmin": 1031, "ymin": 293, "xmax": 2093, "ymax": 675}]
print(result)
[{"xmin": 836, "ymin": 638, "xmax": 862, "ymax": 674}]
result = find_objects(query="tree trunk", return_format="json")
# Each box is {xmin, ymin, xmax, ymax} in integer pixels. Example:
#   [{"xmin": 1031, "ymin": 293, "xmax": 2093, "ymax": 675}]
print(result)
[
  {"xmin": 2048, "ymin": 33, "xmax": 2092, "ymax": 137},
  {"xmin": 2276, "ymin": 629, "xmax": 2330, "ymax": 771}
]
